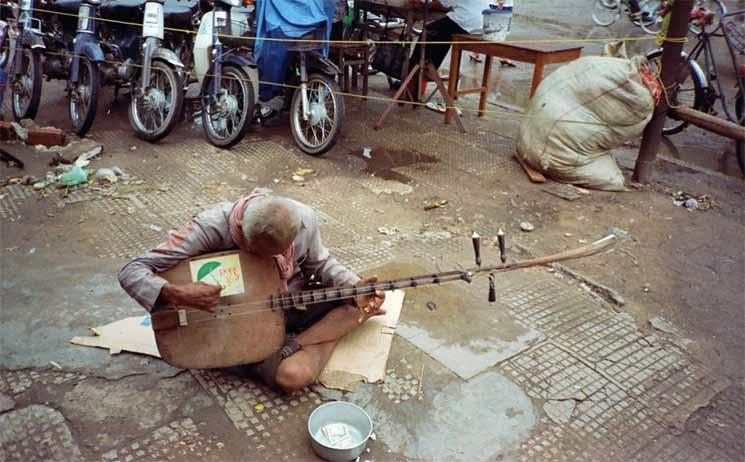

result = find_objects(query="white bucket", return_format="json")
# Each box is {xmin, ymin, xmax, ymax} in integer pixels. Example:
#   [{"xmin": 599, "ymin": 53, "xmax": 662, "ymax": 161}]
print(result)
[{"xmin": 483, "ymin": 5, "xmax": 513, "ymax": 41}]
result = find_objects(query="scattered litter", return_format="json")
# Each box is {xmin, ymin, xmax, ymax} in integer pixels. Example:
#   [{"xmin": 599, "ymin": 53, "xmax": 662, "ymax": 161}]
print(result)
[
  {"xmin": 672, "ymin": 191, "xmax": 715, "ymax": 210},
  {"xmin": 254, "ymin": 403, "xmax": 265, "ymax": 413},
  {"xmin": 542, "ymin": 183, "xmax": 582, "ymax": 201},
  {"xmin": 273, "ymin": 178, "xmax": 280, "ymax": 184},
  {"xmin": 28, "ymin": 248, "xmax": 36, "ymax": 254},
  {"xmin": 563, "ymin": 233, "xmax": 573, "ymax": 237},
  {"xmin": 129, "ymin": 145, "xmax": 137, "ymax": 151},
  {"xmin": 149, "ymin": 224, "xmax": 163, "ymax": 232},
  {"xmin": 642, "ymin": 283, "xmax": 651, "ymax": 293},
  {"xmin": 95, "ymin": 168, "xmax": 118, "ymax": 184},
  {"xmin": 362, "ymin": 147, "xmax": 372, "ymax": 159},
  {"xmin": 111, "ymin": 166, "xmax": 130, "ymax": 180},
  {"xmin": 292, "ymin": 175, "xmax": 305, "ymax": 183},
  {"xmin": 216, "ymin": 442, "xmax": 224, "ymax": 449},
  {"xmin": 74, "ymin": 146, "xmax": 103, "ymax": 167},
  {"xmin": 424, "ymin": 199, "xmax": 448, "ymax": 211},
  {"xmin": 49, "ymin": 152, "xmax": 73, "ymax": 167},
  {"xmin": 369, "ymin": 433, "xmax": 376, "ymax": 441},
  {"xmin": 59, "ymin": 165, "xmax": 88, "ymax": 186},
  {"xmin": 294, "ymin": 168, "xmax": 316, "ymax": 176},
  {"xmin": 608, "ymin": 227, "xmax": 630, "ymax": 240},
  {"xmin": 10, "ymin": 122, "xmax": 28, "ymax": 141},
  {"xmin": 21, "ymin": 175, "xmax": 37, "ymax": 185},
  {"xmin": 377, "ymin": 226, "xmax": 398, "ymax": 235},
  {"xmin": 520, "ymin": 221, "xmax": 535, "ymax": 232},
  {"xmin": 417, "ymin": 365, "xmax": 425, "ymax": 400},
  {"xmin": 426, "ymin": 301, "xmax": 437, "ymax": 311},
  {"xmin": 49, "ymin": 361, "xmax": 62, "ymax": 370}
]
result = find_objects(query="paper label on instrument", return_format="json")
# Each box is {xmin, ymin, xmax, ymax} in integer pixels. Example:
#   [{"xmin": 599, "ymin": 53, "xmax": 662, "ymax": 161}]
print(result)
[{"xmin": 189, "ymin": 253, "xmax": 245, "ymax": 297}]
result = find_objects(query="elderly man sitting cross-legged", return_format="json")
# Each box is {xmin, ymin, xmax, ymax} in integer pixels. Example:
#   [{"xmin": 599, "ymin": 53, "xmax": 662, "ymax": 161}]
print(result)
[{"xmin": 118, "ymin": 194, "xmax": 385, "ymax": 393}]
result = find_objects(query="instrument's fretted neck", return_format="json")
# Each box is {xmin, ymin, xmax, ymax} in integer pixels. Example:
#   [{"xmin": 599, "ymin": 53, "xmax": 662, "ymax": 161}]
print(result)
[{"xmin": 270, "ymin": 270, "xmax": 467, "ymax": 311}]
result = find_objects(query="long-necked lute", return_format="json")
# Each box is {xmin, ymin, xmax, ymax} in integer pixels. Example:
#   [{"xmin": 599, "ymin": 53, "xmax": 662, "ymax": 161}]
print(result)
[{"xmin": 151, "ymin": 234, "xmax": 617, "ymax": 369}]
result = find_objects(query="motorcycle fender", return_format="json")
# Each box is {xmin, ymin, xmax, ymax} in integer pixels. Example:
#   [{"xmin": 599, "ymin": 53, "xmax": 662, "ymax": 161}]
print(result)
[
  {"xmin": 75, "ymin": 41, "xmax": 105, "ymax": 63},
  {"xmin": 223, "ymin": 54, "xmax": 255, "ymax": 69},
  {"xmin": 152, "ymin": 48, "xmax": 184, "ymax": 69},
  {"xmin": 22, "ymin": 33, "xmax": 45, "ymax": 50},
  {"xmin": 307, "ymin": 52, "xmax": 341, "ymax": 76}
]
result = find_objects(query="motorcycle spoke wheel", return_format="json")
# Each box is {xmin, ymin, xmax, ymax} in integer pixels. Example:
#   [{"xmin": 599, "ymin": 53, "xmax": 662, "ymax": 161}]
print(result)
[
  {"xmin": 290, "ymin": 74, "xmax": 344, "ymax": 156},
  {"xmin": 12, "ymin": 49, "xmax": 42, "ymax": 121},
  {"xmin": 68, "ymin": 57, "xmax": 99, "ymax": 136},
  {"xmin": 201, "ymin": 64, "xmax": 254, "ymax": 149},
  {"xmin": 129, "ymin": 60, "xmax": 183, "ymax": 142}
]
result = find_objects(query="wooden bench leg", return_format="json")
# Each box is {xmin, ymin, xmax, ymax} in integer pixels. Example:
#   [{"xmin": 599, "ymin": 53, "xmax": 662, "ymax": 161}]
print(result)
[
  {"xmin": 445, "ymin": 45, "xmax": 462, "ymax": 125},
  {"xmin": 530, "ymin": 56, "xmax": 546, "ymax": 98},
  {"xmin": 479, "ymin": 55, "xmax": 493, "ymax": 117},
  {"xmin": 362, "ymin": 49, "xmax": 369, "ymax": 97}
]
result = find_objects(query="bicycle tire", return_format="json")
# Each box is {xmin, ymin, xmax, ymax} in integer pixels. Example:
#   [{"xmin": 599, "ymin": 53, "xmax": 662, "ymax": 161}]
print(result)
[
  {"xmin": 689, "ymin": 0, "xmax": 727, "ymax": 36},
  {"xmin": 646, "ymin": 49, "xmax": 707, "ymax": 135},
  {"xmin": 639, "ymin": 0, "xmax": 666, "ymax": 35},
  {"xmin": 592, "ymin": 0, "xmax": 621, "ymax": 27}
]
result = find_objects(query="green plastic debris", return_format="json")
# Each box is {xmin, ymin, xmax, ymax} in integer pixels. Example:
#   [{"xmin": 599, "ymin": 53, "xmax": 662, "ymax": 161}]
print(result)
[{"xmin": 59, "ymin": 165, "xmax": 88, "ymax": 186}]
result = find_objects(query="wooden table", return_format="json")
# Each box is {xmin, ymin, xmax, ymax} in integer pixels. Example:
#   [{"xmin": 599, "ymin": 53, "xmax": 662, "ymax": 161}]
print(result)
[{"xmin": 445, "ymin": 34, "xmax": 583, "ymax": 124}]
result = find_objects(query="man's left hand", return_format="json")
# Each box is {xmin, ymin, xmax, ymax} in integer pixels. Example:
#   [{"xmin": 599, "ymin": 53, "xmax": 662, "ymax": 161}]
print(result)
[{"xmin": 354, "ymin": 276, "xmax": 386, "ymax": 323}]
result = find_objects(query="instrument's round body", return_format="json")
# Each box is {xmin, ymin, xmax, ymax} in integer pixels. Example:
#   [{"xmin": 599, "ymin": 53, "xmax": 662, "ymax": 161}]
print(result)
[{"xmin": 151, "ymin": 251, "xmax": 286, "ymax": 369}]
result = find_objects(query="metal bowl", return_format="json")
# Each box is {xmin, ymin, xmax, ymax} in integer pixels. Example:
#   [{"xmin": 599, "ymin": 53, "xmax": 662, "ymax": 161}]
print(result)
[{"xmin": 307, "ymin": 401, "xmax": 373, "ymax": 461}]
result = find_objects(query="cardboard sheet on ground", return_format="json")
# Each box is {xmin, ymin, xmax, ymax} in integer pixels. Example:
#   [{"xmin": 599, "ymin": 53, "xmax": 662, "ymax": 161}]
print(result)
[
  {"xmin": 319, "ymin": 290, "xmax": 404, "ymax": 392},
  {"xmin": 70, "ymin": 291, "xmax": 404, "ymax": 391},
  {"xmin": 70, "ymin": 315, "xmax": 161, "ymax": 357}
]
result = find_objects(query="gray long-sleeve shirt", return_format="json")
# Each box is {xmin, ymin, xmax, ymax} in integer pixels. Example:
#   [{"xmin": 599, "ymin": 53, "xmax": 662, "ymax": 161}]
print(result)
[{"xmin": 118, "ymin": 198, "xmax": 360, "ymax": 312}]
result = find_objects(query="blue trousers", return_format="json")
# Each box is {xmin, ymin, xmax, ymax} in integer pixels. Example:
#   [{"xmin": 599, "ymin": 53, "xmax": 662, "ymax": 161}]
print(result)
[{"xmin": 257, "ymin": 29, "xmax": 290, "ymax": 103}]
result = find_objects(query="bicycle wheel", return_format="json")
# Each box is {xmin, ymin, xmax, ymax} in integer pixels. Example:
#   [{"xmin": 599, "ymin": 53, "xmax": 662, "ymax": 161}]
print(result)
[
  {"xmin": 736, "ymin": 89, "xmax": 744, "ymax": 175},
  {"xmin": 639, "ymin": 0, "xmax": 666, "ymax": 35},
  {"xmin": 689, "ymin": 0, "xmax": 727, "ymax": 36},
  {"xmin": 646, "ymin": 49, "xmax": 707, "ymax": 135},
  {"xmin": 592, "ymin": 0, "xmax": 621, "ymax": 26}
]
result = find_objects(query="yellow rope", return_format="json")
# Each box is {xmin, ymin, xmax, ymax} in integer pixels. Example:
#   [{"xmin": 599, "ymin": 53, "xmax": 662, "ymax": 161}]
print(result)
[
  {"xmin": 38, "ymin": 49, "xmax": 611, "ymax": 127},
  {"xmin": 4, "ymin": 4, "xmax": 688, "ymax": 47}
]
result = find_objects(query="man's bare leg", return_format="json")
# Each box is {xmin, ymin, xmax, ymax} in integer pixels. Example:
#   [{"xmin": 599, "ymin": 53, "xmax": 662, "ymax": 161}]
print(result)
[{"xmin": 274, "ymin": 304, "xmax": 381, "ymax": 393}]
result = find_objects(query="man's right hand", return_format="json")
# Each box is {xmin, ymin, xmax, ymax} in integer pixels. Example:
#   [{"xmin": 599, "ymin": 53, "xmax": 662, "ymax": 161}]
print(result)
[{"xmin": 160, "ymin": 282, "xmax": 222, "ymax": 312}]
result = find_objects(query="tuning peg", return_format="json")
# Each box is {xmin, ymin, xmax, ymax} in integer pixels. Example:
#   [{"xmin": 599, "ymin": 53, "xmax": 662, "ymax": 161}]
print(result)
[
  {"xmin": 497, "ymin": 229, "xmax": 506, "ymax": 264},
  {"xmin": 488, "ymin": 273, "xmax": 496, "ymax": 303},
  {"xmin": 472, "ymin": 231, "xmax": 482, "ymax": 267}
]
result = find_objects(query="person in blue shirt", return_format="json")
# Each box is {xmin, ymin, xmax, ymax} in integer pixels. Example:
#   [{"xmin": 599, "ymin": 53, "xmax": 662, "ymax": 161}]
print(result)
[{"xmin": 255, "ymin": 0, "xmax": 337, "ymax": 120}]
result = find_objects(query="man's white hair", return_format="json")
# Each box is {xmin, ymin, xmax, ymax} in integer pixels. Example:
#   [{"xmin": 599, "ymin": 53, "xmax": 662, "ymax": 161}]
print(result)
[{"xmin": 242, "ymin": 196, "xmax": 301, "ymax": 250}]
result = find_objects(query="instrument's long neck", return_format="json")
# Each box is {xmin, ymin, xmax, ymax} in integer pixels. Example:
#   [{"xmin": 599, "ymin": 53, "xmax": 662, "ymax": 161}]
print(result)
[
  {"xmin": 269, "ymin": 234, "xmax": 618, "ymax": 311},
  {"xmin": 270, "ymin": 270, "xmax": 469, "ymax": 311}
]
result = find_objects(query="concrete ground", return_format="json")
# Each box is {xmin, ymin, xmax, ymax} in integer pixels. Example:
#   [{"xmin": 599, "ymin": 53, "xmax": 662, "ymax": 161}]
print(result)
[{"xmin": 2, "ymin": 4, "xmax": 745, "ymax": 462}]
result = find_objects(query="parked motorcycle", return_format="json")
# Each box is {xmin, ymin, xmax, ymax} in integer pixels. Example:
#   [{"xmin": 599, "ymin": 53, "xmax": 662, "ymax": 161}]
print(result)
[
  {"xmin": 279, "ymin": 29, "xmax": 345, "ymax": 156},
  {"xmin": 68, "ymin": 0, "xmax": 196, "ymax": 139},
  {"xmin": 192, "ymin": 0, "xmax": 257, "ymax": 148},
  {"xmin": 8, "ymin": 0, "xmax": 46, "ymax": 121}
]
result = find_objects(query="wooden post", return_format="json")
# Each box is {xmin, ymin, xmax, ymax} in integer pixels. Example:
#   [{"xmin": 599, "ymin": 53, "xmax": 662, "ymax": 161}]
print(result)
[{"xmin": 633, "ymin": 0, "xmax": 695, "ymax": 183}]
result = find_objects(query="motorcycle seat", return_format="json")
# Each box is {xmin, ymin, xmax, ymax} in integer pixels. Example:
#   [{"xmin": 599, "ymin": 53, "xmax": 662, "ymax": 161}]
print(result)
[
  {"xmin": 49, "ymin": 0, "xmax": 83, "ymax": 15},
  {"xmin": 286, "ymin": 30, "xmax": 326, "ymax": 52},
  {"xmin": 163, "ymin": 0, "xmax": 199, "ymax": 30},
  {"xmin": 100, "ymin": 0, "xmax": 147, "ymax": 22}
]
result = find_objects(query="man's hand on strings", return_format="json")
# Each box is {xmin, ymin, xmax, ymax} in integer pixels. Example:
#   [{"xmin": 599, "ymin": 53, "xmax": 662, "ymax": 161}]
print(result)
[
  {"xmin": 161, "ymin": 282, "xmax": 222, "ymax": 312},
  {"xmin": 353, "ymin": 276, "xmax": 386, "ymax": 323}
]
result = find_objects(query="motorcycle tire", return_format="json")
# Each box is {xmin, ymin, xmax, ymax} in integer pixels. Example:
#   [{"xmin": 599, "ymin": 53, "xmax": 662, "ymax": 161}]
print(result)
[
  {"xmin": 201, "ymin": 64, "xmax": 255, "ymax": 149},
  {"xmin": 68, "ymin": 57, "xmax": 100, "ymax": 137},
  {"xmin": 290, "ymin": 73, "xmax": 345, "ymax": 156},
  {"xmin": 11, "ymin": 48, "xmax": 42, "ymax": 121},
  {"xmin": 129, "ymin": 59, "xmax": 185, "ymax": 142},
  {"xmin": 646, "ymin": 49, "xmax": 707, "ymax": 136}
]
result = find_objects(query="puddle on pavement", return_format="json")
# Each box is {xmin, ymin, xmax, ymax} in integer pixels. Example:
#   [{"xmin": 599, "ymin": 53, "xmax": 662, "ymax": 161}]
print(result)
[{"xmin": 357, "ymin": 147, "xmax": 438, "ymax": 183}]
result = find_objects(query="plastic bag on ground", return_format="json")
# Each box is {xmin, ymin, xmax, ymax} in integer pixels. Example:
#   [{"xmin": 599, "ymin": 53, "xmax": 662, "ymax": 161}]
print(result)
[{"xmin": 516, "ymin": 56, "xmax": 656, "ymax": 191}]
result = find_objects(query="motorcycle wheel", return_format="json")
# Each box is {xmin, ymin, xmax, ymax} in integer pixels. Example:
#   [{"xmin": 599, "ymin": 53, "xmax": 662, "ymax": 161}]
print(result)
[
  {"xmin": 129, "ymin": 60, "xmax": 184, "ymax": 142},
  {"xmin": 290, "ymin": 73, "xmax": 344, "ymax": 156},
  {"xmin": 68, "ymin": 57, "xmax": 100, "ymax": 136},
  {"xmin": 201, "ymin": 64, "xmax": 254, "ymax": 149},
  {"xmin": 11, "ymin": 48, "xmax": 42, "ymax": 121}
]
